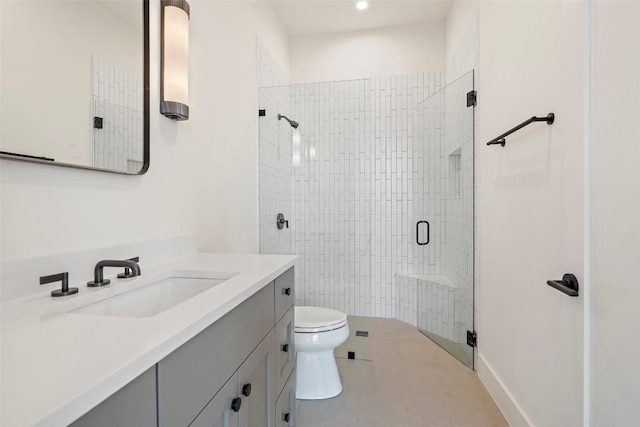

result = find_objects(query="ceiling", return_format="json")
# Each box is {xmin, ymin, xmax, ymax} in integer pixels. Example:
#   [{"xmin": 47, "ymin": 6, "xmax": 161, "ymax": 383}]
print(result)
[{"xmin": 273, "ymin": 0, "xmax": 452, "ymax": 37}]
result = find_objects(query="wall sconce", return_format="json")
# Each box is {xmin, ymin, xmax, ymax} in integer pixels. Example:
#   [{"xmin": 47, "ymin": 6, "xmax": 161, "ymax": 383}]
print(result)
[{"xmin": 161, "ymin": 0, "xmax": 190, "ymax": 121}]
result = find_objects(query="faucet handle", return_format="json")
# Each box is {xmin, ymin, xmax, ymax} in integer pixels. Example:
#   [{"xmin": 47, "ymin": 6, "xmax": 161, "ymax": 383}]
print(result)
[
  {"xmin": 40, "ymin": 272, "xmax": 78, "ymax": 297},
  {"xmin": 117, "ymin": 257, "xmax": 140, "ymax": 279}
]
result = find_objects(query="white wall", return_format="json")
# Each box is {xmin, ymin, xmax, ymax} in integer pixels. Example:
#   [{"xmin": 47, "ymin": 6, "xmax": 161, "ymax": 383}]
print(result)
[
  {"xmin": 446, "ymin": 2, "xmax": 585, "ymax": 426},
  {"xmin": 187, "ymin": 0, "xmax": 289, "ymax": 253},
  {"xmin": 290, "ymin": 22, "xmax": 445, "ymax": 83},
  {"xmin": 0, "ymin": 0, "xmax": 289, "ymax": 264},
  {"xmin": 590, "ymin": 2, "xmax": 640, "ymax": 425}
]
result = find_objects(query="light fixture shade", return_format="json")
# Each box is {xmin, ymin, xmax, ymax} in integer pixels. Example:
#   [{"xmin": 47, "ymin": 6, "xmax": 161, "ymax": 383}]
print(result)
[{"xmin": 161, "ymin": 0, "xmax": 190, "ymax": 120}]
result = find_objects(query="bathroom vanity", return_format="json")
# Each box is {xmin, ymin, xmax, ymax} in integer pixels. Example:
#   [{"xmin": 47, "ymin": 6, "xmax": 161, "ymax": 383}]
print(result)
[{"xmin": 0, "ymin": 254, "xmax": 296, "ymax": 427}]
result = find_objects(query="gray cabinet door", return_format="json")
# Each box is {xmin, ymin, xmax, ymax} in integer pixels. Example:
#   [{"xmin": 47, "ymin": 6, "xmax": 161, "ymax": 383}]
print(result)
[
  {"xmin": 274, "ymin": 306, "xmax": 295, "ymax": 395},
  {"xmin": 69, "ymin": 367, "xmax": 156, "ymax": 427},
  {"xmin": 190, "ymin": 375, "xmax": 239, "ymax": 427},
  {"xmin": 274, "ymin": 369, "xmax": 296, "ymax": 427},
  {"xmin": 158, "ymin": 283, "xmax": 274, "ymax": 427},
  {"xmin": 274, "ymin": 267, "xmax": 294, "ymax": 323},
  {"xmin": 238, "ymin": 330, "xmax": 275, "ymax": 427}
]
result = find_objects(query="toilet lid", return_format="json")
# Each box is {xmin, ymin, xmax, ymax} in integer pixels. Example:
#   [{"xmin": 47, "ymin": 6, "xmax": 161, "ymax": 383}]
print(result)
[{"xmin": 295, "ymin": 306, "xmax": 348, "ymax": 333}]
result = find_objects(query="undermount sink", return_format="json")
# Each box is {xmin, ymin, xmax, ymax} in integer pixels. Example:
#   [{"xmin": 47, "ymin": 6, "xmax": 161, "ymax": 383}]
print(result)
[{"xmin": 71, "ymin": 272, "xmax": 237, "ymax": 318}]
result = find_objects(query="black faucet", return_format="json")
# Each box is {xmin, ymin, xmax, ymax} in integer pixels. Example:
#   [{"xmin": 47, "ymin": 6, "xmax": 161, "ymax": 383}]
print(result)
[{"xmin": 87, "ymin": 259, "xmax": 141, "ymax": 287}]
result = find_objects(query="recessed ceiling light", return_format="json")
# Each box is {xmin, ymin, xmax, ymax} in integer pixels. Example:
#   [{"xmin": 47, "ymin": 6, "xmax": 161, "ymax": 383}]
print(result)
[{"xmin": 356, "ymin": 1, "xmax": 368, "ymax": 11}]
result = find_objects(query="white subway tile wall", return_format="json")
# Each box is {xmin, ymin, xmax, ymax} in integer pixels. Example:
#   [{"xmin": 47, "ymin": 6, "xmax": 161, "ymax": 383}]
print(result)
[
  {"xmin": 91, "ymin": 56, "xmax": 143, "ymax": 173},
  {"xmin": 258, "ymin": 43, "xmax": 292, "ymax": 255},
  {"xmin": 289, "ymin": 72, "xmax": 444, "ymax": 318},
  {"xmin": 395, "ymin": 273, "xmax": 419, "ymax": 325},
  {"xmin": 413, "ymin": 274, "xmax": 457, "ymax": 341}
]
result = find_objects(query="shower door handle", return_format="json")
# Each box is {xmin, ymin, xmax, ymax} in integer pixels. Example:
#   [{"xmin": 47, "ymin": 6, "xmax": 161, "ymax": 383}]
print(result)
[{"xmin": 416, "ymin": 221, "xmax": 430, "ymax": 245}]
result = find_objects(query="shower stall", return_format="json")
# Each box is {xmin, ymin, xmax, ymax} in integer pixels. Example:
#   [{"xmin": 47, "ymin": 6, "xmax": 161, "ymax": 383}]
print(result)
[{"xmin": 258, "ymin": 70, "xmax": 475, "ymax": 368}]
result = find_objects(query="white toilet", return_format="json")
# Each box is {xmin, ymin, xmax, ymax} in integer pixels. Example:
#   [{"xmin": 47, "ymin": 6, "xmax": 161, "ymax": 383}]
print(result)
[{"xmin": 295, "ymin": 306, "xmax": 350, "ymax": 400}]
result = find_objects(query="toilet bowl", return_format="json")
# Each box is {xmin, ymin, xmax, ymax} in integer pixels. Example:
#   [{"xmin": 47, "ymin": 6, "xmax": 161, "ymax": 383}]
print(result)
[{"xmin": 295, "ymin": 306, "xmax": 349, "ymax": 400}]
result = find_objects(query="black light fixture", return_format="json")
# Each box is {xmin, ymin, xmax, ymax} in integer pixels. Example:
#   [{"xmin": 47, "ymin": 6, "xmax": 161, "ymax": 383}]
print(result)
[{"xmin": 161, "ymin": 0, "xmax": 190, "ymax": 121}]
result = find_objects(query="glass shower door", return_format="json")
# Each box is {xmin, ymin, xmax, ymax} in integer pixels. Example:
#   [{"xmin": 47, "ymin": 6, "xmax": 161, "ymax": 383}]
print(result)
[{"xmin": 416, "ymin": 70, "xmax": 475, "ymax": 368}]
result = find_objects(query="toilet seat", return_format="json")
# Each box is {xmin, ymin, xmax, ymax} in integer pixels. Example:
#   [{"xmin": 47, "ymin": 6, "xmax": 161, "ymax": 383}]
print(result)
[{"xmin": 295, "ymin": 306, "xmax": 348, "ymax": 333}]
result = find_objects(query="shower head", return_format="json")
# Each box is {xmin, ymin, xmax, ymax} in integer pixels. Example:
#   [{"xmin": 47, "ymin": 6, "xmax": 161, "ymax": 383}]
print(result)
[{"xmin": 278, "ymin": 114, "xmax": 299, "ymax": 129}]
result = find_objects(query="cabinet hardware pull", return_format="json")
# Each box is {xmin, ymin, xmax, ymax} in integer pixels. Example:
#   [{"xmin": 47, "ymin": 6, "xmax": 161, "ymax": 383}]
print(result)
[
  {"xmin": 242, "ymin": 383, "xmax": 252, "ymax": 397},
  {"xmin": 283, "ymin": 412, "xmax": 291, "ymax": 423},
  {"xmin": 283, "ymin": 287, "xmax": 292, "ymax": 296},
  {"xmin": 281, "ymin": 344, "xmax": 289, "ymax": 353},
  {"xmin": 230, "ymin": 397, "xmax": 242, "ymax": 412}
]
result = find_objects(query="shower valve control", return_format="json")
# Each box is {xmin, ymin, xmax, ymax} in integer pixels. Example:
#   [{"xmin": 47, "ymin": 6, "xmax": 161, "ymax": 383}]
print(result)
[{"xmin": 277, "ymin": 213, "xmax": 289, "ymax": 230}]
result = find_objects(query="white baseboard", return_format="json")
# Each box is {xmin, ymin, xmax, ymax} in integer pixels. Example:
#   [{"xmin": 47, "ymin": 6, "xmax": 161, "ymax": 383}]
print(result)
[{"xmin": 477, "ymin": 353, "xmax": 534, "ymax": 427}]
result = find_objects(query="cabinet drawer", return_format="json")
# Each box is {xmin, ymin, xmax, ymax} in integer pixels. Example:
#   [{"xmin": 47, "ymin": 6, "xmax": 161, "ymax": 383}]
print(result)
[
  {"xmin": 275, "ymin": 369, "xmax": 296, "ymax": 427},
  {"xmin": 70, "ymin": 367, "xmax": 156, "ymax": 427},
  {"xmin": 158, "ymin": 282, "xmax": 275, "ymax": 427},
  {"xmin": 274, "ymin": 267, "xmax": 294, "ymax": 323},
  {"xmin": 189, "ymin": 374, "xmax": 239, "ymax": 427},
  {"xmin": 274, "ymin": 306, "xmax": 295, "ymax": 395}
]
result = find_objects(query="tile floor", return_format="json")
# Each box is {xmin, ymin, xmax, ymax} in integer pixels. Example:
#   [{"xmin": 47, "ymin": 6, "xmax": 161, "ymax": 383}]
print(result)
[{"xmin": 297, "ymin": 318, "xmax": 508, "ymax": 427}]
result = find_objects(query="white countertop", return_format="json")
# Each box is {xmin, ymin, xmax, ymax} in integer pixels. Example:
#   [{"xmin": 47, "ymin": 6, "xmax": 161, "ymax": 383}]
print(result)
[{"xmin": 0, "ymin": 253, "xmax": 296, "ymax": 427}]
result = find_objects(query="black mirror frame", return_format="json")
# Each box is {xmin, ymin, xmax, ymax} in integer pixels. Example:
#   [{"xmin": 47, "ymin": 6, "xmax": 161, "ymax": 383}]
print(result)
[{"xmin": 0, "ymin": 0, "xmax": 150, "ymax": 175}]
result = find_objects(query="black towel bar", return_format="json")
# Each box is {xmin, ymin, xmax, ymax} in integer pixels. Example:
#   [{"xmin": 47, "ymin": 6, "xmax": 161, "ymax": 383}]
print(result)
[{"xmin": 487, "ymin": 113, "xmax": 555, "ymax": 147}]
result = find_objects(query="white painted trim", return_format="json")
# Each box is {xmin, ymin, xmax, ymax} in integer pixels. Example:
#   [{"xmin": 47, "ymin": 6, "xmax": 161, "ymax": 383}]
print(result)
[
  {"xmin": 477, "ymin": 353, "xmax": 534, "ymax": 427},
  {"xmin": 582, "ymin": 1, "xmax": 592, "ymax": 425}
]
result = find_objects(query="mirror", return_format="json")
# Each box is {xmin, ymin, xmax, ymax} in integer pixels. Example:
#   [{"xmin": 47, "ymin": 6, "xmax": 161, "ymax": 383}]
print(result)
[{"xmin": 0, "ymin": 0, "xmax": 149, "ymax": 175}]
